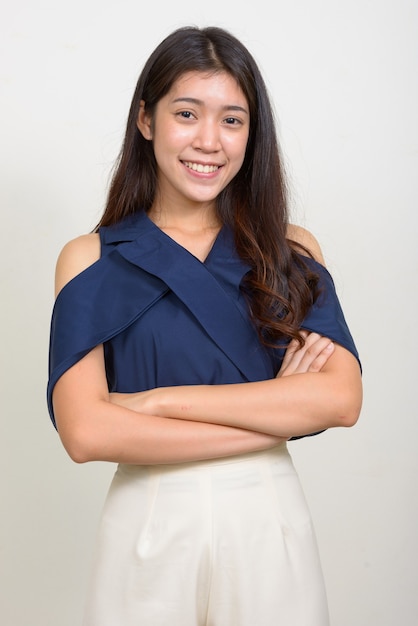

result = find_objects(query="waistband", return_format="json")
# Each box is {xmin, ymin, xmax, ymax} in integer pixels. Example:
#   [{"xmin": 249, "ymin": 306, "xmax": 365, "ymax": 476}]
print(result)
[{"xmin": 116, "ymin": 442, "xmax": 291, "ymax": 478}]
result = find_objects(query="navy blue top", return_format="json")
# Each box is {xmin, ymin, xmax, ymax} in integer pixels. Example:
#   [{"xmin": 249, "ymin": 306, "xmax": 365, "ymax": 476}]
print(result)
[{"xmin": 47, "ymin": 211, "xmax": 360, "ymax": 439}]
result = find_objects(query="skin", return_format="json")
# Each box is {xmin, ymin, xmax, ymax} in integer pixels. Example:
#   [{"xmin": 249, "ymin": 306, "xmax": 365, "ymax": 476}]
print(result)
[
  {"xmin": 139, "ymin": 72, "xmax": 250, "ymax": 234},
  {"xmin": 53, "ymin": 70, "xmax": 362, "ymax": 464}
]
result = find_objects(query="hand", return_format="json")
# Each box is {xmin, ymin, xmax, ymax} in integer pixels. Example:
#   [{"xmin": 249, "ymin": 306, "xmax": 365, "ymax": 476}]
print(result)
[{"xmin": 277, "ymin": 332, "xmax": 335, "ymax": 378}]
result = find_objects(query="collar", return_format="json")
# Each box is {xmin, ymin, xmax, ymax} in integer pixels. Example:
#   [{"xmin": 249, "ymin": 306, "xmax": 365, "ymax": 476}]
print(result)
[
  {"xmin": 101, "ymin": 210, "xmax": 253, "ymax": 291},
  {"xmin": 100, "ymin": 211, "xmax": 272, "ymax": 382}
]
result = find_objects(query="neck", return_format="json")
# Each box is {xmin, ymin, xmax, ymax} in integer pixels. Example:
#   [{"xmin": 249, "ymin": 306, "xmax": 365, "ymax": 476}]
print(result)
[
  {"xmin": 148, "ymin": 199, "xmax": 220, "ymax": 233},
  {"xmin": 147, "ymin": 203, "xmax": 222, "ymax": 262}
]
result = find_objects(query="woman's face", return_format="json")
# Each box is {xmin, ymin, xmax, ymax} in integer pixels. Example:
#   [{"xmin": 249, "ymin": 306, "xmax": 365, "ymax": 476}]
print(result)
[{"xmin": 138, "ymin": 71, "xmax": 250, "ymax": 213}]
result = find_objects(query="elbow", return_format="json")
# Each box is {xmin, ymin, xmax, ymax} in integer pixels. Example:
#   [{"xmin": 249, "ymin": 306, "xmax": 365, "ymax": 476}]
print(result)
[
  {"xmin": 64, "ymin": 441, "xmax": 94, "ymax": 465},
  {"xmin": 53, "ymin": 396, "xmax": 111, "ymax": 463},
  {"xmin": 339, "ymin": 406, "xmax": 361, "ymax": 428},
  {"xmin": 61, "ymin": 436, "xmax": 94, "ymax": 464},
  {"xmin": 334, "ymin": 385, "xmax": 363, "ymax": 429},
  {"xmin": 57, "ymin": 421, "xmax": 98, "ymax": 464},
  {"xmin": 319, "ymin": 346, "xmax": 363, "ymax": 430}
]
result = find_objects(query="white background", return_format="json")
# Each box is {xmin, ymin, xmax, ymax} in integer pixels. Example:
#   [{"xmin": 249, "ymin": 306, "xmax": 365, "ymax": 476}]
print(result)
[{"xmin": 1, "ymin": 0, "xmax": 417, "ymax": 624}]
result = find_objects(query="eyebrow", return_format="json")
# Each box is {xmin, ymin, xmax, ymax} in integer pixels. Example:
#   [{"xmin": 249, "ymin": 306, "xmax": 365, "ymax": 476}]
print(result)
[{"xmin": 172, "ymin": 97, "xmax": 248, "ymax": 115}]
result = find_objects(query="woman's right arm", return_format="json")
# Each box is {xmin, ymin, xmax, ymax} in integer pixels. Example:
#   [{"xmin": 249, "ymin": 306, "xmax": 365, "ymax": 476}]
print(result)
[
  {"xmin": 53, "ymin": 236, "xmax": 286, "ymax": 464},
  {"xmin": 53, "ymin": 343, "xmax": 288, "ymax": 464}
]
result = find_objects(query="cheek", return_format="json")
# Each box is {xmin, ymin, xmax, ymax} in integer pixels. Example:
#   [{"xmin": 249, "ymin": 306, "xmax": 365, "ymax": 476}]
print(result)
[
  {"xmin": 224, "ymin": 130, "xmax": 249, "ymax": 155},
  {"xmin": 155, "ymin": 122, "xmax": 192, "ymax": 149},
  {"xmin": 226, "ymin": 137, "xmax": 248, "ymax": 170}
]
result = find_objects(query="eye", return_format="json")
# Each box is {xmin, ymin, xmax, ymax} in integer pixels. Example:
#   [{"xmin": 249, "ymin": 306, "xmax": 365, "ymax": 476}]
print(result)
[
  {"xmin": 177, "ymin": 110, "xmax": 195, "ymax": 120},
  {"xmin": 224, "ymin": 116, "xmax": 242, "ymax": 126}
]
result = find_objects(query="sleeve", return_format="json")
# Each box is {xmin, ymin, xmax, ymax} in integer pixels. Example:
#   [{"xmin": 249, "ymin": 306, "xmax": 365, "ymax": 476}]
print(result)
[
  {"xmin": 289, "ymin": 257, "xmax": 361, "ymax": 441},
  {"xmin": 46, "ymin": 250, "xmax": 169, "ymax": 430},
  {"xmin": 300, "ymin": 258, "xmax": 361, "ymax": 369}
]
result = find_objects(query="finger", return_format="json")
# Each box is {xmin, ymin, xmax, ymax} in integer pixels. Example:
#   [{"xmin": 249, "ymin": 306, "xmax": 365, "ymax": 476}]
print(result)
[
  {"xmin": 285, "ymin": 332, "xmax": 322, "ymax": 370},
  {"xmin": 279, "ymin": 338, "xmax": 300, "ymax": 370},
  {"xmin": 279, "ymin": 334, "xmax": 334, "ymax": 377},
  {"xmin": 279, "ymin": 333, "xmax": 312, "ymax": 374},
  {"xmin": 304, "ymin": 341, "xmax": 335, "ymax": 372},
  {"xmin": 278, "ymin": 332, "xmax": 321, "ymax": 376},
  {"xmin": 295, "ymin": 337, "xmax": 334, "ymax": 374}
]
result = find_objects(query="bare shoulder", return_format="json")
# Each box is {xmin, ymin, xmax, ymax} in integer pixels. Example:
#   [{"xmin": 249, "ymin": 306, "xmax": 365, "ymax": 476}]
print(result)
[
  {"xmin": 286, "ymin": 224, "xmax": 326, "ymax": 266},
  {"xmin": 55, "ymin": 233, "xmax": 101, "ymax": 297}
]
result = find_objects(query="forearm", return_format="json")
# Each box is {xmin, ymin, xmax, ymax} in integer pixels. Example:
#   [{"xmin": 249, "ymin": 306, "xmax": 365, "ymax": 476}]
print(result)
[
  {"xmin": 55, "ymin": 395, "xmax": 285, "ymax": 465},
  {"xmin": 146, "ymin": 349, "xmax": 362, "ymax": 438},
  {"xmin": 52, "ymin": 346, "xmax": 283, "ymax": 464}
]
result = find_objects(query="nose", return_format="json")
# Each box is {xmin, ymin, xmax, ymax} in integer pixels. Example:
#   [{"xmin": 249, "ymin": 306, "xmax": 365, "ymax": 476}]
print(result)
[{"xmin": 192, "ymin": 119, "xmax": 221, "ymax": 153}]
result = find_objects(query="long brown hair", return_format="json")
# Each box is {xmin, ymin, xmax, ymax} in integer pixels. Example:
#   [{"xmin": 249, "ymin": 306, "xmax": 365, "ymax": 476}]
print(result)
[{"xmin": 97, "ymin": 26, "xmax": 319, "ymax": 348}]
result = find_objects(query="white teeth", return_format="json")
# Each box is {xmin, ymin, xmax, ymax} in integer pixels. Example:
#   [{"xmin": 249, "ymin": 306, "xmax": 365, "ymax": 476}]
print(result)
[{"xmin": 184, "ymin": 161, "xmax": 219, "ymax": 173}]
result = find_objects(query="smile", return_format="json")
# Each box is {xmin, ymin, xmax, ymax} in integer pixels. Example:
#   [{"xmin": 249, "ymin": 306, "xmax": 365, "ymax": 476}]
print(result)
[{"xmin": 183, "ymin": 161, "xmax": 220, "ymax": 173}]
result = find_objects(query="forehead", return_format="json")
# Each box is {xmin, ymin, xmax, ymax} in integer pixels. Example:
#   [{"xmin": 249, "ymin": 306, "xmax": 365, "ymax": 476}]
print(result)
[{"xmin": 165, "ymin": 70, "xmax": 248, "ymax": 105}]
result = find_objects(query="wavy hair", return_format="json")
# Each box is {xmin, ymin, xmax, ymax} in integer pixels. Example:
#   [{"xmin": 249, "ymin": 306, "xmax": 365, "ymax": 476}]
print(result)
[{"xmin": 97, "ymin": 26, "xmax": 319, "ymax": 349}]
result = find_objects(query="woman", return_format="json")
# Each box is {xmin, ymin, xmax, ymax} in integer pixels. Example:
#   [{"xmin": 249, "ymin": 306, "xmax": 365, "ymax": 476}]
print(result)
[{"xmin": 47, "ymin": 26, "xmax": 362, "ymax": 626}]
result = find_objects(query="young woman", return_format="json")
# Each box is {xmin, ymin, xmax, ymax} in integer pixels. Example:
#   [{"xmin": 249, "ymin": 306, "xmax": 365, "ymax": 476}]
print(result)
[{"xmin": 47, "ymin": 26, "xmax": 362, "ymax": 626}]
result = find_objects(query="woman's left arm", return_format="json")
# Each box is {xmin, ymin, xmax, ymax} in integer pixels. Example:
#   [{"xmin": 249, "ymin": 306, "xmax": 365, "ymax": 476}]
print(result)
[
  {"xmin": 111, "ymin": 333, "xmax": 362, "ymax": 439},
  {"xmin": 137, "ymin": 341, "xmax": 361, "ymax": 438}
]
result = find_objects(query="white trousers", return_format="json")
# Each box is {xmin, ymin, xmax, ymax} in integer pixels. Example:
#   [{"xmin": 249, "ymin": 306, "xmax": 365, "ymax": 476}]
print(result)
[{"xmin": 83, "ymin": 444, "xmax": 329, "ymax": 626}]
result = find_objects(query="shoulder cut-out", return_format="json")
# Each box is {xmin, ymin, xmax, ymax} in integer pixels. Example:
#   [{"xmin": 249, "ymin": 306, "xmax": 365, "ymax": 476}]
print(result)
[
  {"xmin": 54, "ymin": 233, "xmax": 101, "ymax": 297},
  {"xmin": 286, "ymin": 224, "xmax": 326, "ymax": 266}
]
